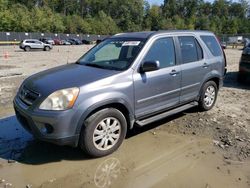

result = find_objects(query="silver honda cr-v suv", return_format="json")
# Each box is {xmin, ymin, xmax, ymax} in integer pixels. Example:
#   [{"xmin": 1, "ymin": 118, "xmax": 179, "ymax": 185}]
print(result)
[{"xmin": 14, "ymin": 30, "xmax": 227, "ymax": 157}]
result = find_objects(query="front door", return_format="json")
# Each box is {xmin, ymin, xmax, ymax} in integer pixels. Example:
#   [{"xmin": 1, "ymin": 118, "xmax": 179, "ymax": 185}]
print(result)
[{"xmin": 133, "ymin": 37, "xmax": 181, "ymax": 119}]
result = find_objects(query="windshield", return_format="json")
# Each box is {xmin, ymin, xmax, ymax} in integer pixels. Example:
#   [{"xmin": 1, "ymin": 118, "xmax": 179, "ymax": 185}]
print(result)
[{"xmin": 77, "ymin": 38, "xmax": 145, "ymax": 71}]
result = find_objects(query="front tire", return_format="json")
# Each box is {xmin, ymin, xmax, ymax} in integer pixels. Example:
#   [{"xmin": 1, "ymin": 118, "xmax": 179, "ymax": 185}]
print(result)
[
  {"xmin": 79, "ymin": 108, "xmax": 127, "ymax": 157},
  {"xmin": 24, "ymin": 46, "xmax": 30, "ymax": 51},
  {"xmin": 199, "ymin": 81, "xmax": 218, "ymax": 111},
  {"xmin": 44, "ymin": 46, "xmax": 50, "ymax": 51}
]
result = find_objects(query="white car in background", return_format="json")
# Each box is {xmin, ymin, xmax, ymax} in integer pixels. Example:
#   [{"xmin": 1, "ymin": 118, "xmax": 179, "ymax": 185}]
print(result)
[{"xmin": 19, "ymin": 39, "xmax": 53, "ymax": 51}]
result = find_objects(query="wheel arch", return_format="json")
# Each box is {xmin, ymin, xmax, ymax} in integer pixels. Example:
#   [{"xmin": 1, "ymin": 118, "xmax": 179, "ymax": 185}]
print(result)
[
  {"xmin": 198, "ymin": 75, "xmax": 221, "ymax": 100},
  {"xmin": 24, "ymin": 45, "xmax": 31, "ymax": 50},
  {"xmin": 206, "ymin": 77, "xmax": 220, "ymax": 89},
  {"xmin": 75, "ymin": 99, "xmax": 135, "ymax": 140}
]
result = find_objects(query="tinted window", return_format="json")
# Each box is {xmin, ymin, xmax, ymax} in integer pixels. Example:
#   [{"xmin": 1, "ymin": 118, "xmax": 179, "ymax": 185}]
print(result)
[
  {"xmin": 178, "ymin": 36, "xmax": 203, "ymax": 64},
  {"xmin": 200, "ymin": 35, "xmax": 222, "ymax": 57},
  {"xmin": 143, "ymin": 37, "xmax": 175, "ymax": 68}
]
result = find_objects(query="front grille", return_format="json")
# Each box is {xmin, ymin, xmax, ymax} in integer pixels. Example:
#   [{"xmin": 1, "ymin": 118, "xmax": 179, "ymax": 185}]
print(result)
[{"xmin": 19, "ymin": 86, "xmax": 40, "ymax": 106}]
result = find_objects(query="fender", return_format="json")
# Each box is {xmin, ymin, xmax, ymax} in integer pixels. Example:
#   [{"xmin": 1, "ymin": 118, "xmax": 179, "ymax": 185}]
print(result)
[
  {"xmin": 197, "ymin": 71, "xmax": 222, "ymax": 100},
  {"xmin": 75, "ymin": 98, "xmax": 135, "ymax": 136}
]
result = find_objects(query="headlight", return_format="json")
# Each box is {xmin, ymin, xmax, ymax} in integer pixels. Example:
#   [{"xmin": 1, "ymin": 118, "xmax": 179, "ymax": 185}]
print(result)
[{"xmin": 39, "ymin": 87, "xmax": 79, "ymax": 110}]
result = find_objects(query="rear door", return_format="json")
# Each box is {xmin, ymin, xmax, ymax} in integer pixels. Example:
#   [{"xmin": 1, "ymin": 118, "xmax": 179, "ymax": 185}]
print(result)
[
  {"xmin": 34, "ymin": 40, "xmax": 43, "ymax": 49},
  {"xmin": 177, "ymin": 36, "xmax": 210, "ymax": 103},
  {"xmin": 200, "ymin": 35, "xmax": 226, "ymax": 76},
  {"xmin": 133, "ymin": 37, "xmax": 181, "ymax": 118}
]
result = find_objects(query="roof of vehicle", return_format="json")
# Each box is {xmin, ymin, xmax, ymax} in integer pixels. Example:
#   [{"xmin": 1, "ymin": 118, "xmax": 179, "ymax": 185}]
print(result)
[
  {"xmin": 24, "ymin": 39, "xmax": 40, "ymax": 41},
  {"xmin": 111, "ymin": 30, "xmax": 214, "ymax": 39}
]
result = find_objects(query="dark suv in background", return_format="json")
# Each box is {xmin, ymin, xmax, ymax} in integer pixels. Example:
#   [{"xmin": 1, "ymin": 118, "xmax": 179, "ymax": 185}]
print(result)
[
  {"xmin": 238, "ymin": 43, "xmax": 250, "ymax": 82},
  {"xmin": 68, "ymin": 38, "xmax": 82, "ymax": 45},
  {"xmin": 14, "ymin": 30, "xmax": 226, "ymax": 157}
]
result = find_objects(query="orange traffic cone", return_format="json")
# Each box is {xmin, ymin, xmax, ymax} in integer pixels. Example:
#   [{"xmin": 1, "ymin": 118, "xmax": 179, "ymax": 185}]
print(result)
[{"xmin": 4, "ymin": 52, "xmax": 9, "ymax": 59}]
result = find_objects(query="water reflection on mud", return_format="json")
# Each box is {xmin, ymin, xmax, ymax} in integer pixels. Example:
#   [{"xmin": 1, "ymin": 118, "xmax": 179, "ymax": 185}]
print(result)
[
  {"xmin": 0, "ymin": 116, "xmax": 32, "ymax": 160},
  {"xmin": 94, "ymin": 158, "xmax": 121, "ymax": 188}
]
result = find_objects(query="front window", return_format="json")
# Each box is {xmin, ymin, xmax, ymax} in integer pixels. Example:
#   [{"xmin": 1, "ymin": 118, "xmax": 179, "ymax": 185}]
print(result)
[
  {"xmin": 77, "ymin": 38, "xmax": 145, "ymax": 71},
  {"xmin": 143, "ymin": 37, "xmax": 176, "ymax": 68}
]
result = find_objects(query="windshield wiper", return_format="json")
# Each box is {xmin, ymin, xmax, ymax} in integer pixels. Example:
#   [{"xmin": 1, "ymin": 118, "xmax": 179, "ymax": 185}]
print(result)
[
  {"xmin": 82, "ymin": 63, "xmax": 122, "ymax": 71},
  {"xmin": 84, "ymin": 63, "xmax": 105, "ymax": 69}
]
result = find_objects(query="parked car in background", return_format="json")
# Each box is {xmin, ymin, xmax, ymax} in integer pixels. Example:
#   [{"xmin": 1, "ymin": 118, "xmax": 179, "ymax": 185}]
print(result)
[
  {"xmin": 65, "ymin": 39, "xmax": 75, "ymax": 45},
  {"xmin": 228, "ymin": 36, "xmax": 243, "ymax": 44},
  {"xmin": 19, "ymin": 39, "xmax": 52, "ymax": 51},
  {"xmin": 14, "ymin": 31, "xmax": 226, "ymax": 157},
  {"xmin": 221, "ymin": 42, "xmax": 227, "ymax": 49},
  {"xmin": 54, "ymin": 38, "xmax": 63, "ymax": 45},
  {"xmin": 243, "ymin": 38, "xmax": 250, "ymax": 49},
  {"xmin": 40, "ymin": 37, "xmax": 55, "ymax": 45},
  {"xmin": 238, "ymin": 43, "xmax": 250, "ymax": 82},
  {"xmin": 69, "ymin": 38, "xmax": 82, "ymax": 45},
  {"xmin": 82, "ymin": 39, "xmax": 92, "ymax": 44},
  {"xmin": 96, "ymin": 39, "xmax": 104, "ymax": 44},
  {"xmin": 61, "ymin": 40, "xmax": 71, "ymax": 45}
]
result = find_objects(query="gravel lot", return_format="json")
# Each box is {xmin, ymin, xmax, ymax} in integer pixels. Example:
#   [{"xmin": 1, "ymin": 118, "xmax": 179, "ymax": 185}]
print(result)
[{"xmin": 0, "ymin": 46, "xmax": 249, "ymax": 188}]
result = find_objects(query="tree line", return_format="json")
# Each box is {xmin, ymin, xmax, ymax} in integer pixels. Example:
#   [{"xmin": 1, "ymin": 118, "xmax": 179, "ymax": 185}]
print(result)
[{"xmin": 0, "ymin": 0, "xmax": 249, "ymax": 35}]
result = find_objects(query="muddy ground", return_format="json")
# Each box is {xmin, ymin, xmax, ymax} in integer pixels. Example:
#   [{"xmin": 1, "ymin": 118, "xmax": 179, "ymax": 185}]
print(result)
[{"xmin": 0, "ymin": 46, "xmax": 249, "ymax": 188}]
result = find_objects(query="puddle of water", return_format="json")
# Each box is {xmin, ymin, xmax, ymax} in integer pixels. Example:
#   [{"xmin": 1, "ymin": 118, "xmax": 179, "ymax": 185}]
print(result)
[
  {"xmin": 0, "ymin": 116, "xmax": 33, "ymax": 160},
  {"xmin": 0, "ymin": 115, "xmax": 249, "ymax": 188}
]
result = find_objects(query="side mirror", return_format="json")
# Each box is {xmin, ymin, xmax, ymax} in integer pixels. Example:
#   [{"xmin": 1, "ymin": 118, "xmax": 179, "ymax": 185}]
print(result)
[{"xmin": 140, "ymin": 61, "xmax": 160, "ymax": 73}]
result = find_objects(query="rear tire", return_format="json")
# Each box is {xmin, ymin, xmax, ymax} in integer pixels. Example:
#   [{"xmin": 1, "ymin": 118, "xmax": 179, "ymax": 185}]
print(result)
[
  {"xmin": 24, "ymin": 46, "xmax": 30, "ymax": 52},
  {"xmin": 79, "ymin": 108, "xmax": 127, "ymax": 157},
  {"xmin": 199, "ymin": 81, "xmax": 218, "ymax": 111}
]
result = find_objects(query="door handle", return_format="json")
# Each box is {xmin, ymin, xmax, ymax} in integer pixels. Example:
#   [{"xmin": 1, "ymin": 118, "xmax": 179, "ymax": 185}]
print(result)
[
  {"xmin": 203, "ymin": 63, "xmax": 209, "ymax": 68},
  {"xmin": 170, "ymin": 69, "xmax": 179, "ymax": 76}
]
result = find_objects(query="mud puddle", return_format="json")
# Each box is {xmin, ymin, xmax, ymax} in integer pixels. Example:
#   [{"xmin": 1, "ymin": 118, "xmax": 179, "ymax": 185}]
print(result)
[
  {"xmin": 0, "ymin": 113, "xmax": 249, "ymax": 188},
  {"xmin": 0, "ymin": 115, "xmax": 32, "ymax": 160}
]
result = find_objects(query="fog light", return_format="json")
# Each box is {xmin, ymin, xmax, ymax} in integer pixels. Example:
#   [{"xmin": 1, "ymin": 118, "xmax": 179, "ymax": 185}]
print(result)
[
  {"xmin": 44, "ymin": 123, "xmax": 54, "ymax": 134},
  {"xmin": 39, "ymin": 123, "xmax": 54, "ymax": 134}
]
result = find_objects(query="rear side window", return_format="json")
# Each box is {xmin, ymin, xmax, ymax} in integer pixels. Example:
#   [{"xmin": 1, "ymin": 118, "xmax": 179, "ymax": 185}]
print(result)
[
  {"xmin": 178, "ymin": 36, "xmax": 203, "ymax": 64},
  {"xmin": 200, "ymin": 35, "xmax": 222, "ymax": 57},
  {"xmin": 143, "ymin": 37, "xmax": 176, "ymax": 68}
]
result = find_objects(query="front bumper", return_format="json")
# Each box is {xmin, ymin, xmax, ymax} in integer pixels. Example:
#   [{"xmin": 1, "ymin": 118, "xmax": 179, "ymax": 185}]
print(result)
[{"xmin": 13, "ymin": 96, "xmax": 79, "ymax": 147}]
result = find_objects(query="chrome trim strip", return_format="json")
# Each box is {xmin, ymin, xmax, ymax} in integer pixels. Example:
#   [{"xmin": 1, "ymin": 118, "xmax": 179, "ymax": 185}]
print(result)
[
  {"xmin": 181, "ymin": 83, "xmax": 200, "ymax": 90},
  {"xmin": 137, "ymin": 88, "xmax": 181, "ymax": 104}
]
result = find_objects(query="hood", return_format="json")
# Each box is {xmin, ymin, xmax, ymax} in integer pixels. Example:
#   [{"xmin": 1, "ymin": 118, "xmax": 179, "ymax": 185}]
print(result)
[{"xmin": 24, "ymin": 64, "xmax": 119, "ymax": 96}]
